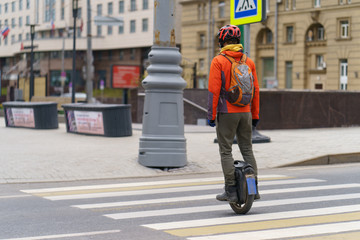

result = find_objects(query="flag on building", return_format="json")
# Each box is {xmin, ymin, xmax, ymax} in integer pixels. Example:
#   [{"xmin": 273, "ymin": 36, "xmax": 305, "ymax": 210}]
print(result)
[
  {"xmin": 20, "ymin": 42, "xmax": 24, "ymax": 51},
  {"xmin": 1, "ymin": 26, "xmax": 10, "ymax": 40},
  {"xmin": 51, "ymin": 20, "xmax": 55, "ymax": 30},
  {"xmin": 80, "ymin": 19, "xmax": 84, "ymax": 33}
]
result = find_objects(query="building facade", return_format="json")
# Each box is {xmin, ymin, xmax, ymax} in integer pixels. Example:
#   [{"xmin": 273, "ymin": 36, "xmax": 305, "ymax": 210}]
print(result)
[
  {"xmin": 180, "ymin": 0, "xmax": 360, "ymax": 91},
  {"xmin": 0, "ymin": 0, "xmax": 181, "ymax": 96}
]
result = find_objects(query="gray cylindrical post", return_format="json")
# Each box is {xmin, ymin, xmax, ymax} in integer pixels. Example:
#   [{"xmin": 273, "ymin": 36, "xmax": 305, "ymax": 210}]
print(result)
[
  {"xmin": 243, "ymin": 24, "xmax": 250, "ymax": 57},
  {"xmin": 139, "ymin": 0, "xmax": 187, "ymax": 167},
  {"xmin": 86, "ymin": 0, "xmax": 94, "ymax": 103}
]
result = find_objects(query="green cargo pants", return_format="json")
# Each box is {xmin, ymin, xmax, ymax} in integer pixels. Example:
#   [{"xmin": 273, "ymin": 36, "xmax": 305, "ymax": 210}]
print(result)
[{"xmin": 216, "ymin": 112, "xmax": 258, "ymax": 186}]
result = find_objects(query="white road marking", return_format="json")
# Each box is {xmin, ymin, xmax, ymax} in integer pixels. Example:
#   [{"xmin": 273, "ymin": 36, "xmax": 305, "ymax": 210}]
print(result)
[
  {"xmin": 187, "ymin": 221, "xmax": 360, "ymax": 240},
  {"xmin": 143, "ymin": 204, "xmax": 360, "ymax": 230},
  {"xmin": 0, "ymin": 230, "xmax": 121, "ymax": 240},
  {"xmin": 20, "ymin": 175, "xmax": 287, "ymax": 194},
  {"xmin": 45, "ymin": 182, "xmax": 360, "ymax": 201},
  {"xmin": 72, "ymin": 178, "xmax": 325, "ymax": 209}
]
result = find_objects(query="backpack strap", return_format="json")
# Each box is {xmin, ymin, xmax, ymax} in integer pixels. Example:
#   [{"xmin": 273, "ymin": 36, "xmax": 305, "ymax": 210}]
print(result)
[
  {"xmin": 220, "ymin": 53, "xmax": 235, "ymax": 64},
  {"xmin": 220, "ymin": 53, "xmax": 246, "ymax": 64},
  {"xmin": 240, "ymin": 54, "xmax": 247, "ymax": 64}
]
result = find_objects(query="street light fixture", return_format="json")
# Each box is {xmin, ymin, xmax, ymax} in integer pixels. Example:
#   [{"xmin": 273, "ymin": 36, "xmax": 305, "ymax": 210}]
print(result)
[{"xmin": 71, "ymin": 0, "xmax": 79, "ymax": 103}]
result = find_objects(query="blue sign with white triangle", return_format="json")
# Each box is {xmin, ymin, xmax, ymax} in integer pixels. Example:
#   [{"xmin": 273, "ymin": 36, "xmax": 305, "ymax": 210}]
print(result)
[{"xmin": 231, "ymin": 0, "xmax": 266, "ymax": 25}]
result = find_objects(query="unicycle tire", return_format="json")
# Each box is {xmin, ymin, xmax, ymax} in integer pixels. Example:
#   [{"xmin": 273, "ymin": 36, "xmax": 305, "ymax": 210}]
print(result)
[{"xmin": 229, "ymin": 193, "xmax": 254, "ymax": 214}]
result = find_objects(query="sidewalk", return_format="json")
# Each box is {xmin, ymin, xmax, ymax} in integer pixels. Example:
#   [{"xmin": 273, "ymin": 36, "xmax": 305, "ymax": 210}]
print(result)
[{"xmin": 0, "ymin": 116, "xmax": 359, "ymax": 183}]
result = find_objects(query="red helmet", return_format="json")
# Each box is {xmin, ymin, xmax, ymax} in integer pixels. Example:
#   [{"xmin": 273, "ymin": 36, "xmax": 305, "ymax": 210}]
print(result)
[{"xmin": 217, "ymin": 25, "xmax": 241, "ymax": 47}]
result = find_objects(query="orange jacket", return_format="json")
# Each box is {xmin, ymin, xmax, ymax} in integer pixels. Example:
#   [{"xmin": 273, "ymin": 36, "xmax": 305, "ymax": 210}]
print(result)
[{"xmin": 207, "ymin": 50, "xmax": 260, "ymax": 120}]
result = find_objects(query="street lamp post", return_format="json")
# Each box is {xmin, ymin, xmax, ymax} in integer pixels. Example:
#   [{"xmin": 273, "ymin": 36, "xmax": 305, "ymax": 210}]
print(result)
[
  {"xmin": 138, "ymin": 0, "xmax": 187, "ymax": 167},
  {"xmin": 29, "ymin": 24, "xmax": 36, "ymax": 101},
  {"xmin": 71, "ymin": 0, "xmax": 79, "ymax": 103}
]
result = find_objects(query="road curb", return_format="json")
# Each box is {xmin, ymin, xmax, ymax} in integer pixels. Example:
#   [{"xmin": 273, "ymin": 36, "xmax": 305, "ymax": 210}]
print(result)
[{"xmin": 280, "ymin": 152, "xmax": 360, "ymax": 167}]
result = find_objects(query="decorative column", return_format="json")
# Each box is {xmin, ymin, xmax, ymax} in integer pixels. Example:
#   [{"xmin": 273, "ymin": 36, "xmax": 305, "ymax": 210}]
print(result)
[{"xmin": 138, "ymin": 0, "xmax": 187, "ymax": 167}]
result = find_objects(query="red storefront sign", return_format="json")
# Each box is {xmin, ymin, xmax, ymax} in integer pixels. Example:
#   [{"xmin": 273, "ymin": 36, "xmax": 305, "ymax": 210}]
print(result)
[{"xmin": 112, "ymin": 65, "xmax": 140, "ymax": 88}]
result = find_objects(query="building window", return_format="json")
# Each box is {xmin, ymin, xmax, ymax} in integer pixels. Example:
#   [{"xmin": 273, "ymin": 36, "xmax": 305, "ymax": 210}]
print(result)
[
  {"xmin": 26, "ymin": 15, "xmax": 30, "ymax": 24},
  {"xmin": 314, "ymin": 0, "xmax": 320, "ymax": 7},
  {"xmin": 316, "ymin": 55, "xmax": 324, "ymax": 69},
  {"xmin": 61, "ymin": 0, "xmax": 65, "ymax": 19},
  {"xmin": 45, "ymin": 0, "xmax": 56, "ymax": 22},
  {"xmin": 340, "ymin": 20, "xmax": 349, "ymax": 38},
  {"xmin": 143, "ymin": 0, "xmax": 149, "ymax": 10},
  {"xmin": 130, "ymin": 49, "xmax": 136, "ymax": 60},
  {"xmin": 306, "ymin": 24, "xmax": 325, "ymax": 42},
  {"xmin": 317, "ymin": 26, "xmax": 324, "ymax": 40},
  {"xmin": 26, "ymin": 33, "xmax": 30, "ymax": 40},
  {"xmin": 108, "ymin": 26, "xmax": 113, "ymax": 35},
  {"xmin": 119, "ymin": 1, "xmax": 124, "ymax": 13},
  {"xmin": 266, "ymin": 29, "xmax": 273, "ymax": 43},
  {"xmin": 118, "ymin": 25, "xmax": 124, "ymax": 34},
  {"xmin": 108, "ymin": 2, "xmax": 113, "ymax": 15},
  {"xmin": 26, "ymin": 0, "xmax": 30, "ymax": 9},
  {"xmin": 77, "ymin": 8, "xmax": 82, "ymax": 19},
  {"xmin": 142, "ymin": 18, "xmax": 148, "ymax": 32},
  {"xmin": 199, "ymin": 33, "xmax": 206, "ymax": 48},
  {"xmin": 285, "ymin": 61, "xmax": 293, "ymax": 89},
  {"xmin": 108, "ymin": 50, "xmax": 113, "ymax": 60},
  {"xmin": 286, "ymin": 25, "xmax": 294, "ymax": 43},
  {"xmin": 199, "ymin": 59, "xmax": 205, "ymax": 70},
  {"xmin": 97, "ymin": 4, "xmax": 102, "ymax": 16},
  {"xmin": 97, "ymin": 26, "xmax": 102, "ymax": 36},
  {"xmin": 339, "ymin": 0, "xmax": 344, "ymax": 4},
  {"xmin": 292, "ymin": 0, "xmax": 296, "ymax": 9},
  {"xmin": 340, "ymin": 59, "xmax": 348, "ymax": 90},
  {"xmin": 131, "ymin": 0, "xmax": 136, "ymax": 11},
  {"xmin": 218, "ymin": 1, "xmax": 225, "ymax": 18},
  {"xmin": 11, "ymin": 35, "xmax": 15, "ymax": 44},
  {"xmin": 5, "ymin": 3, "xmax": 8, "ymax": 13},
  {"xmin": 11, "ymin": 18, "xmax": 15, "ymax": 28},
  {"xmin": 130, "ymin": 20, "xmax": 136, "ymax": 33},
  {"xmin": 285, "ymin": 0, "xmax": 289, "ymax": 10},
  {"xmin": 0, "ymin": 5, "xmax": 2, "ymax": 14},
  {"xmin": 119, "ymin": 50, "xmax": 124, "ymax": 60},
  {"xmin": 18, "ymin": 0, "xmax": 22, "ymax": 11},
  {"xmin": 12, "ymin": 1, "xmax": 16, "ymax": 12},
  {"xmin": 198, "ymin": 4, "xmax": 206, "ymax": 20}
]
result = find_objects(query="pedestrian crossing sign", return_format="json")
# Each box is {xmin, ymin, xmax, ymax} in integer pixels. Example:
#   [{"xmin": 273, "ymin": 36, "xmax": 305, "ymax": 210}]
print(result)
[{"xmin": 231, "ymin": 0, "xmax": 266, "ymax": 25}]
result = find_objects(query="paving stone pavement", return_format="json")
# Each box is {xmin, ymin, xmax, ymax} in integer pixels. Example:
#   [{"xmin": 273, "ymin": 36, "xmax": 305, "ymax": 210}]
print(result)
[{"xmin": 0, "ymin": 116, "xmax": 359, "ymax": 183}]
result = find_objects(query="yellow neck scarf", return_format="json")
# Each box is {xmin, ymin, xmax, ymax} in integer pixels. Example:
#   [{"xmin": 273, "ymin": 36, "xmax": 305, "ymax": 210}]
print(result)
[{"xmin": 220, "ymin": 44, "xmax": 244, "ymax": 53}]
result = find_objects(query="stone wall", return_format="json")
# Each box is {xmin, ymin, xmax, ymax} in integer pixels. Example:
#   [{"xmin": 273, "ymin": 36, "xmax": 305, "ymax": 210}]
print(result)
[{"xmin": 130, "ymin": 88, "xmax": 360, "ymax": 130}]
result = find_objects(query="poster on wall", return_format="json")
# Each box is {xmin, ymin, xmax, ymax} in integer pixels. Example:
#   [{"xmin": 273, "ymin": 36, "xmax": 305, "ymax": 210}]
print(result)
[
  {"xmin": 67, "ymin": 110, "xmax": 105, "ymax": 135},
  {"xmin": 112, "ymin": 65, "xmax": 140, "ymax": 88},
  {"xmin": 6, "ymin": 108, "xmax": 35, "ymax": 128}
]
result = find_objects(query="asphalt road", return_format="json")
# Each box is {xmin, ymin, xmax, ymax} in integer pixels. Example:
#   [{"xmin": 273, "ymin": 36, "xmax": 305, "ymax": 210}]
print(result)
[{"xmin": 1, "ymin": 163, "xmax": 360, "ymax": 240}]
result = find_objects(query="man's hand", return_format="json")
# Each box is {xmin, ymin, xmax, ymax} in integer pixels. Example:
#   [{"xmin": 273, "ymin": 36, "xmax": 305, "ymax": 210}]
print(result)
[
  {"xmin": 207, "ymin": 119, "xmax": 216, "ymax": 127},
  {"xmin": 252, "ymin": 119, "xmax": 259, "ymax": 127}
]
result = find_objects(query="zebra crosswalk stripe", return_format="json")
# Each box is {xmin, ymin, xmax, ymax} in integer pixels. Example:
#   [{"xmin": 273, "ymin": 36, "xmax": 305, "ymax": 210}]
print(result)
[
  {"xmin": 142, "ymin": 204, "xmax": 360, "ymax": 230},
  {"xmin": 186, "ymin": 221, "xmax": 360, "ymax": 240},
  {"xmin": 71, "ymin": 178, "xmax": 326, "ymax": 209}
]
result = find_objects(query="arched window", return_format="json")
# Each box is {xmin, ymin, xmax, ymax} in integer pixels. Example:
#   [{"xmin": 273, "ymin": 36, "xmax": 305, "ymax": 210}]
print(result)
[
  {"xmin": 257, "ymin": 28, "xmax": 273, "ymax": 45},
  {"xmin": 306, "ymin": 23, "xmax": 325, "ymax": 42}
]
